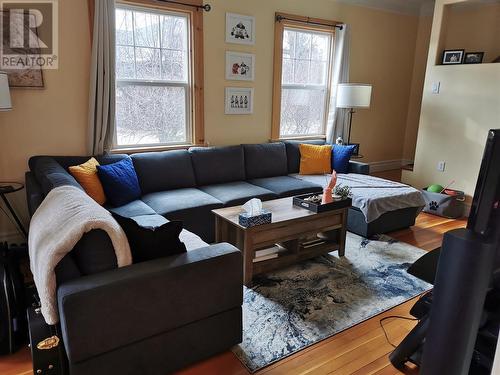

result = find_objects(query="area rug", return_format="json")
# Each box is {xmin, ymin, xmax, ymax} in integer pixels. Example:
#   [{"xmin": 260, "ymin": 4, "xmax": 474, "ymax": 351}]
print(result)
[{"xmin": 232, "ymin": 232, "xmax": 431, "ymax": 373}]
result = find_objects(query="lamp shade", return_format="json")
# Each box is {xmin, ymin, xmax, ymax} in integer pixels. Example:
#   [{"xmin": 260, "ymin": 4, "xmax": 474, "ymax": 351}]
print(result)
[
  {"xmin": 0, "ymin": 72, "xmax": 12, "ymax": 111},
  {"xmin": 336, "ymin": 83, "xmax": 372, "ymax": 109}
]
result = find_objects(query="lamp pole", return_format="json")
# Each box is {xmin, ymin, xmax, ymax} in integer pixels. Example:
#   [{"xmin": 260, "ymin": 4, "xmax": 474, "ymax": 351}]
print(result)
[{"xmin": 347, "ymin": 108, "xmax": 355, "ymax": 145}]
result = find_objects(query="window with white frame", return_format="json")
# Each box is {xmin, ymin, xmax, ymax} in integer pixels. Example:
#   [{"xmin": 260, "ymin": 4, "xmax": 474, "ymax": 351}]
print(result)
[
  {"xmin": 274, "ymin": 24, "xmax": 334, "ymax": 138},
  {"xmin": 115, "ymin": 5, "xmax": 192, "ymax": 148}
]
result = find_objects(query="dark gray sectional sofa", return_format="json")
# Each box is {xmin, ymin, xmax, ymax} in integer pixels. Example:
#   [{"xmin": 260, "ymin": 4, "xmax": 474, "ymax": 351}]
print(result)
[
  {"xmin": 28, "ymin": 141, "xmax": 370, "ymax": 243},
  {"xmin": 25, "ymin": 140, "xmax": 370, "ymax": 374}
]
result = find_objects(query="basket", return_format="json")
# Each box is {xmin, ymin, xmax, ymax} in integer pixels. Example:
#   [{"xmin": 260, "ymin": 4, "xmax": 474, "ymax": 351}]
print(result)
[{"xmin": 421, "ymin": 188, "xmax": 465, "ymax": 218}]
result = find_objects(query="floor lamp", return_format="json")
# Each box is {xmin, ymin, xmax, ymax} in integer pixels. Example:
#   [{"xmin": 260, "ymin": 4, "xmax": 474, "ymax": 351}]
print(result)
[{"xmin": 336, "ymin": 83, "xmax": 372, "ymax": 154}]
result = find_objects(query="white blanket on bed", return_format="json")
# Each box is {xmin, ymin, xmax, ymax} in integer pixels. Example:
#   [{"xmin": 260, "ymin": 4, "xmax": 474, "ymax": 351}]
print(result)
[
  {"xmin": 29, "ymin": 185, "xmax": 132, "ymax": 325},
  {"xmin": 292, "ymin": 173, "xmax": 425, "ymax": 223}
]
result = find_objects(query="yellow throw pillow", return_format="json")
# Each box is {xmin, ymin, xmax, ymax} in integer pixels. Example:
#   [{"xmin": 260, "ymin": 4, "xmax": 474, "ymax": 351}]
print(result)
[
  {"xmin": 69, "ymin": 157, "xmax": 107, "ymax": 205},
  {"xmin": 299, "ymin": 144, "xmax": 332, "ymax": 175}
]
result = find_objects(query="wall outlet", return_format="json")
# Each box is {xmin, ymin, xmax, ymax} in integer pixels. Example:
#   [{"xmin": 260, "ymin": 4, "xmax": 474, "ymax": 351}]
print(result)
[
  {"xmin": 437, "ymin": 161, "xmax": 446, "ymax": 172},
  {"xmin": 432, "ymin": 82, "xmax": 441, "ymax": 94}
]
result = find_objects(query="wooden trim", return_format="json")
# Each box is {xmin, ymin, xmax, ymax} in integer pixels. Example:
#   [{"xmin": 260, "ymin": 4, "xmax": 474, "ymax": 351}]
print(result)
[
  {"xmin": 116, "ymin": 0, "xmax": 205, "ymax": 146},
  {"xmin": 192, "ymin": 6, "xmax": 205, "ymax": 145},
  {"xmin": 270, "ymin": 135, "xmax": 327, "ymax": 142},
  {"xmin": 110, "ymin": 142, "xmax": 208, "ymax": 154},
  {"xmin": 271, "ymin": 15, "xmax": 285, "ymax": 140},
  {"xmin": 271, "ymin": 12, "xmax": 339, "ymax": 141}
]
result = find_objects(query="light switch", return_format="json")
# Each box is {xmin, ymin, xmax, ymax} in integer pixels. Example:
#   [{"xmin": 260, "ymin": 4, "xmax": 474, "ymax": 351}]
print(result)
[
  {"xmin": 437, "ymin": 161, "xmax": 446, "ymax": 172},
  {"xmin": 432, "ymin": 82, "xmax": 441, "ymax": 94}
]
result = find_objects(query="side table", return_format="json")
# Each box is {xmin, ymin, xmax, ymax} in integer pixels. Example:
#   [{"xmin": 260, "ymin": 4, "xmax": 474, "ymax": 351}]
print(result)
[{"xmin": 0, "ymin": 182, "xmax": 27, "ymax": 238}]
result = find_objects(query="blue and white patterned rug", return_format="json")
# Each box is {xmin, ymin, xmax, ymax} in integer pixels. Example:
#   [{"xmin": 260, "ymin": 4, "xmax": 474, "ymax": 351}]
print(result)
[{"xmin": 232, "ymin": 232, "xmax": 431, "ymax": 373}]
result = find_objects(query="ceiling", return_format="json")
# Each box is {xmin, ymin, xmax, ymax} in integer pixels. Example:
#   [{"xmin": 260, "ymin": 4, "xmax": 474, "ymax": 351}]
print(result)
[{"xmin": 334, "ymin": 0, "xmax": 435, "ymax": 16}]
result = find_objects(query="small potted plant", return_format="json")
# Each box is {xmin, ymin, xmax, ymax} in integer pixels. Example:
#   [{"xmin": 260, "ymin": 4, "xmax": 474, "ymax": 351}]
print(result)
[{"xmin": 334, "ymin": 184, "xmax": 352, "ymax": 201}]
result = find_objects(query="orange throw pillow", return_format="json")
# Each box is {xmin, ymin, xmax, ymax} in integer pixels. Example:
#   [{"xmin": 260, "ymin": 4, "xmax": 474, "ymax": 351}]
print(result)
[
  {"xmin": 299, "ymin": 144, "xmax": 332, "ymax": 175},
  {"xmin": 69, "ymin": 157, "xmax": 107, "ymax": 205}
]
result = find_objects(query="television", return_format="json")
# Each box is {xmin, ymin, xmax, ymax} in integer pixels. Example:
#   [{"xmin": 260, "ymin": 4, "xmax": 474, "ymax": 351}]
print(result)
[
  {"xmin": 467, "ymin": 129, "xmax": 500, "ymax": 241},
  {"xmin": 390, "ymin": 129, "xmax": 500, "ymax": 374},
  {"xmin": 421, "ymin": 129, "xmax": 500, "ymax": 375}
]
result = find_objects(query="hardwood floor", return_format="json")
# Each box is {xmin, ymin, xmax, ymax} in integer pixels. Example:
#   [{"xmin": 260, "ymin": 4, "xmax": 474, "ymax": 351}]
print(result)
[{"xmin": 1, "ymin": 213, "xmax": 466, "ymax": 375}]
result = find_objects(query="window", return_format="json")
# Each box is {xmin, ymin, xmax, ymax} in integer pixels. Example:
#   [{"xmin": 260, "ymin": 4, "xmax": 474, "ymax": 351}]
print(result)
[
  {"xmin": 114, "ymin": 4, "xmax": 203, "ymax": 149},
  {"xmin": 272, "ymin": 14, "xmax": 336, "ymax": 140}
]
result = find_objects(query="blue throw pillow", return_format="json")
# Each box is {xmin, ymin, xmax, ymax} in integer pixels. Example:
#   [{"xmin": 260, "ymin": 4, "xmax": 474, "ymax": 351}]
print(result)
[
  {"xmin": 97, "ymin": 158, "xmax": 141, "ymax": 207},
  {"xmin": 332, "ymin": 145, "xmax": 356, "ymax": 174}
]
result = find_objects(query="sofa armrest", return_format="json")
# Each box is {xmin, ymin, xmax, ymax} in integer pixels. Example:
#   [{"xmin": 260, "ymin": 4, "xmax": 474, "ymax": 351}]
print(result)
[
  {"xmin": 25, "ymin": 171, "xmax": 44, "ymax": 217},
  {"xmin": 57, "ymin": 243, "xmax": 242, "ymax": 364},
  {"xmin": 348, "ymin": 160, "xmax": 370, "ymax": 175}
]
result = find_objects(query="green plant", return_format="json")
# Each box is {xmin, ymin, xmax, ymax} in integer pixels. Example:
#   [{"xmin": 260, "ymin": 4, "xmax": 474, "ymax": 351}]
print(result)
[{"xmin": 334, "ymin": 184, "xmax": 352, "ymax": 200}]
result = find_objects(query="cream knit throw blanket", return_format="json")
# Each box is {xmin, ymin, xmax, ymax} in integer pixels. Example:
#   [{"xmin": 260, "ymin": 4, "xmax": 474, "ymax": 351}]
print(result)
[{"xmin": 29, "ymin": 185, "xmax": 132, "ymax": 325}]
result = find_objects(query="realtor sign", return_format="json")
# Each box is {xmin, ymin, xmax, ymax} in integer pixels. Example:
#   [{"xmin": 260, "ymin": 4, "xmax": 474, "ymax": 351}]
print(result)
[{"xmin": 0, "ymin": 0, "xmax": 58, "ymax": 70}]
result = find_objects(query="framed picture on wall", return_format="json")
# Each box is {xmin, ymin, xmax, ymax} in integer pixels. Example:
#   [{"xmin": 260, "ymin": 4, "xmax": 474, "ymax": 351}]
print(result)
[
  {"xmin": 225, "ymin": 13, "xmax": 255, "ymax": 45},
  {"xmin": 1, "ymin": 10, "xmax": 44, "ymax": 88},
  {"xmin": 442, "ymin": 49, "xmax": 464, "ymax": 65},
  {"xmin": 464, "ymin": 52, "xmax": 484, "ymax": 64},
  {"xmin": 225, "ymin": 51, "xmax": 255, "ymax": 81},
  {"xmin": 225, "ymin": 87, "xmax": 254, "ymax": 115}
]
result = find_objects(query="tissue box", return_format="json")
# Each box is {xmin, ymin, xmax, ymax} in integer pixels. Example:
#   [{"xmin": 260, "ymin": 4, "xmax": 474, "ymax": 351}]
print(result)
[{"xmin": 238, "ymin": 209, "xmax": 272, "ymax": 228}]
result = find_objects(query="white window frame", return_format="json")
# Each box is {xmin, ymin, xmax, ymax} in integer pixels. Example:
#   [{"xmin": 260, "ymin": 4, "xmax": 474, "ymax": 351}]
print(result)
[
  {"xmin": 114, "ymin": 4, "xmax": 194, "ymax": 149},
  {"xmin": 272, "ymin": 14, "xmax": 338, "ymax": 141},
  {"xmin": 280, "ymin": 27, "xmax": 334, "ymax": 138}
]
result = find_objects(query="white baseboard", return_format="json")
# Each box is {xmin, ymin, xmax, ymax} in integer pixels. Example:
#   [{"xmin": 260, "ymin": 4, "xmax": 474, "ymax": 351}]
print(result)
[
  {"xmin": 0, "ymin": 230, "xmax": 25, "ymax": 244},
  {"xmin": 369, "ymin": 159, "xmax": 414, "ymax": 173}
]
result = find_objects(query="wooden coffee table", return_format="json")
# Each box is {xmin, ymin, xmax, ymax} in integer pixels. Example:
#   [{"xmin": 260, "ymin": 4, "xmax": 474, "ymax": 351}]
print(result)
[{"xmin": 212, "ymin": 197, "xmax": 350, "ymax": 286}]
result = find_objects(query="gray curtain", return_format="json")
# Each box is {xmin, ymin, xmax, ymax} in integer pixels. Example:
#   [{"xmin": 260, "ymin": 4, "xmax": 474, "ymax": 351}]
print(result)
[
  {"xmin": 88, "ymin": 0, "xmax": 116, "ymax": 155},
  {"xmin": 326, "ymin": 24, "xmax": 350, "ymax": 144}
]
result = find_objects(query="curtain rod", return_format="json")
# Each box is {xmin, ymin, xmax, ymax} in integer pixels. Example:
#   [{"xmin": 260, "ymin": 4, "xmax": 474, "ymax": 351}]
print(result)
[
  {"xmin": 276, "ymin": 15, "xmax": 343, "ymax": 30},
  {"xmin": 156, "ymin": 0, "xmax": 211, "ymax": 11}
]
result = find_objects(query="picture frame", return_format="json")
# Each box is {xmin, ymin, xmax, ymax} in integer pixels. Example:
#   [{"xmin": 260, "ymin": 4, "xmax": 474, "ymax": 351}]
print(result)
[
  {"xmin": 464, "ymin": 52, "xmax": 484, "ymax": 64},
  {"xmin": 1, "ymin": 10, "xmax": 44, "ymax": 88},
  {"xmin": 225, "ymin": 13, "xmax": 255, "ymax": 45},
  {"xmin": 225, "ymin": 51, "xmax": 255, "ymax": 81},
  {"xmin": 225, "ymin": 87, "xmax": 254, "ymax": 115},
  {"xmin": 442, "ymin": 49, "xmax": 464, "ymax": 65}
]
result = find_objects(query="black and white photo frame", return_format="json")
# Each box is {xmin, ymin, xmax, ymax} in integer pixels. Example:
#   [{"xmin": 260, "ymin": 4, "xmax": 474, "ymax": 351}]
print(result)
[
  {"xmin": 226, "ymin": 51, "xmax": 255, "ymax": 81},
  {"xmin": 225, "ymin": 87, "xmax": 254, "ymax": 115},
  {"xmin": 226, "ymin": 13, "xmax": 255, "ymax": 45},
  {"xmin": 442, "ymin": 49, "xmax": 464, "ymax": 65},
  {"xmin": 464, "ymin": 52, "xmax": 484, "ymax": 64}
]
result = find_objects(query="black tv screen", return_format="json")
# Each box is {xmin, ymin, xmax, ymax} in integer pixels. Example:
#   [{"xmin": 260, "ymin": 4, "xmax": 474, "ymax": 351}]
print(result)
[{"xmin": 467, "ymin": 129, "xmax": 500, "ymax": 241}]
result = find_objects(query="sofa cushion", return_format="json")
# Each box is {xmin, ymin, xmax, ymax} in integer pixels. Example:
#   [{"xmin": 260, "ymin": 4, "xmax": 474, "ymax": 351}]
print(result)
[
  {"xmin": 112, "ymin": 213, "xmax": 186, "ymax": 263},
  {"xmin": 68, "ymin": 158, "xmax": 107, "ymax": 205},
  {"xmin": 332, "ymin": 144, "xmax": 356, "ymax": 174},
  {"xmin": 71, "ymin": 229, "xmax": 118, "ymax": 276},
  {"xmin": 142, "ymin": 188, "xmax": 224, "ymax": 242},
  {"xmin": 107, "ymin": 200, "xmax": 156, "ymax": 218},
  {"xmin": 189, "ymin": 146, "xmax": 245, "ymax": 185},
  {"xmin": 248, "ymin": 176, "xmax": 322, "ymax": 197},
  {"xmin": 243, "ymin": 143, "xmax": 288, "ymax": 179},
  {"xmin": 299, "ymin": 144, "xmax": 332, "ymax": 175},
  {"xmin": 97, "ymin": 158, "xmax": 141, "ymax": 207},
  {"xmin": 131, "ymin": 150, "xmax": 196, "ymax": 194},
  {"xmin": 283, "ymin": 139, "xmax": 326, "ymax": 174},
  {"xmin": 199, "ymin": 181, "xmax": 277, "ymax": 206},
  {"xmin": 30, "ymin": 157, "xmax": 82, "ymax": 195},
  {"xmin": 29, "ymin": 154, "xmax": 128, "ymax": 173}
]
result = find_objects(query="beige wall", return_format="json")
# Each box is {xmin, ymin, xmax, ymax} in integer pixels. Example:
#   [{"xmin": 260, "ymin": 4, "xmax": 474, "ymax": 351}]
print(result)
[
  {"xmin": 204, "ymin": 0, "xmax": 420, "ymax": 165},
  {"xmin": 0, "ymin": 1, "xmax": 91, "ymax": 240},
  {"xmin": 441, "ymin": 1, "xmax": 500, "ymax": 64},
  {"xmin": 403, "ymin": 0, "xmax": 500, "ymax": 201},
  {"xmin": 0, "ymin": 0, "xmax": 424, "ymax": 240},
  {"xmin": 403, "ymin": 14, "xmax": 433, "ymax": 161}
]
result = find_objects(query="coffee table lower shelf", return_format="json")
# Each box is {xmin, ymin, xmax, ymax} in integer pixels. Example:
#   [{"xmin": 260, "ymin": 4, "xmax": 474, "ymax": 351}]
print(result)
[
  {"xmin": 252, "ymin": 239, "xmax": 341, "ymax": 276},
  {"xmin": 213, "ymin": 198, "xmax": 350, "ymax": 286}
]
